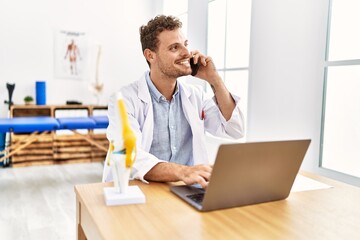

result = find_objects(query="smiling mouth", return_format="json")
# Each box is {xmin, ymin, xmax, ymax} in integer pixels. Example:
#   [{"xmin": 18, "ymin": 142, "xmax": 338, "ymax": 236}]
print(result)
[{"xmin": 177, "ymin": 59, "xmax": 190, "ymax": 67}]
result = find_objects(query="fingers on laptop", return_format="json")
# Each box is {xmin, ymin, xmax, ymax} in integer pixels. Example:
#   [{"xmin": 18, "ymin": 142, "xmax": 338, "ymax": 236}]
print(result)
[{"xmin": 182, "ymin": 164, "xmax": 212, "ymax": 189}]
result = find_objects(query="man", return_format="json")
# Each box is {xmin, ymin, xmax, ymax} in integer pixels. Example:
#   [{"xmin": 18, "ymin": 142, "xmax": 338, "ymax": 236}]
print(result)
[{"xmin": 103, "ymin": 15, "xmax": 244, "ymax": 188}]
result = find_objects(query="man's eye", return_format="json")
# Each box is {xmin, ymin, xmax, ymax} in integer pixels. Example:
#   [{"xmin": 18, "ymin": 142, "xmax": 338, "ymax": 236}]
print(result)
[{"xmin": 170, "ymin": 46, "xmax": 178, "ymax": 51}]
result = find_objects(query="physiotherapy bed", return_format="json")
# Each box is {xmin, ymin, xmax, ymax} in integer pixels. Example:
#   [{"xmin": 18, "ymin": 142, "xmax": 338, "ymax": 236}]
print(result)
[{"xmin": 0, "ymin": 116, "xmax": 109, "ymax": 165}]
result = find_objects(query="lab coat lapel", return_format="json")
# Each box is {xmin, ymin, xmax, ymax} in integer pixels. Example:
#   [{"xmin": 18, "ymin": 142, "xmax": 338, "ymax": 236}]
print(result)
[
  {"xmin": 137, "ymin": 75, "xmax": 154, "ymax": 152},
  {"xmin": 179, "ymin": 83, "xmax": 209, "ymax": 165}
]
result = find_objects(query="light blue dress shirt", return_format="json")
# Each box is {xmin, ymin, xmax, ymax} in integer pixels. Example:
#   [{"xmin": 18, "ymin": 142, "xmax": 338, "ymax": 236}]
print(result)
[{"xmin": 145, "ymin": 73, "xmax": 193, "ymax": 166}]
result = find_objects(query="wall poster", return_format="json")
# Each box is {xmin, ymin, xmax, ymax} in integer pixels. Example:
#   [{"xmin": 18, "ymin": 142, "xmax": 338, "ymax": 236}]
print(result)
[{"xmin": 54, "ymin": 30, "xmax": 88, "ymax": 80}]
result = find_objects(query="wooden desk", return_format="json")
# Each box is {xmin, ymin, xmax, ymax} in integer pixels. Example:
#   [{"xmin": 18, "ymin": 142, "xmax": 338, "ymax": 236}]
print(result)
[{"xmin": 75, "ymin": 172, "xmax": 360, "ymax": 240}]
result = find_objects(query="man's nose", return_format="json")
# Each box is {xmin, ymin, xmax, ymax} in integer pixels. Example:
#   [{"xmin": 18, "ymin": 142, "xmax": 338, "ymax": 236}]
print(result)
[{"xmin": 180, "ymin": 47, "xmax": 190, "ymax": 57}]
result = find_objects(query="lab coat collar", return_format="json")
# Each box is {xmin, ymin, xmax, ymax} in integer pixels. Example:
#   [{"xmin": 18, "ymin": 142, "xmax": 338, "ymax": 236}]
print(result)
[
  {"xmin": 178, "ymin": 80, "xmax": 192, "ymax": 99},
  {"xmin": 137, "ymin": 72, "xmax": 152, "ymax": 104}
]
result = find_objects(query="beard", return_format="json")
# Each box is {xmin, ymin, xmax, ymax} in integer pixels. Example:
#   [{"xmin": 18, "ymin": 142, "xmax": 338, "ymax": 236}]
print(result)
[{"xmin": 157, "ymin": 57, "xmax": 191, "ymax": 78}]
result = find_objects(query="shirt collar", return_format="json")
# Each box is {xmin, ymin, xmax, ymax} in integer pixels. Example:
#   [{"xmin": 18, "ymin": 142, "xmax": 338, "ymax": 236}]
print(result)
[{"xmin": 145, "ymin": 71, "xmax": 179, "ymax": 102}]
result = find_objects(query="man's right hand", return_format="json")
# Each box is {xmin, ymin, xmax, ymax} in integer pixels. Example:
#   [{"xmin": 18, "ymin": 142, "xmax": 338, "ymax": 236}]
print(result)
[
  {"xmin": 144, "ymin": 162, "xmax": 213, "ymax": 189},
  {"xmin": 178, "ymin": 164, "xmax": 213, "ymax": 189}
]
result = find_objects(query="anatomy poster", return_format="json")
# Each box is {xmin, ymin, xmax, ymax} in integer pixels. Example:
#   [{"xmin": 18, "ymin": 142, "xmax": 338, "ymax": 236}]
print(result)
[{"xmin": 54, "ymin": 30, "xmax": 88, "ymax": 80}]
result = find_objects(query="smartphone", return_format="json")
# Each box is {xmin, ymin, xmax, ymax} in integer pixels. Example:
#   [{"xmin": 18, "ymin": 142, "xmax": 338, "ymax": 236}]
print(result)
[{"xmin": 190, "ymin": 57, "xmax": 200, "ymax": 76}]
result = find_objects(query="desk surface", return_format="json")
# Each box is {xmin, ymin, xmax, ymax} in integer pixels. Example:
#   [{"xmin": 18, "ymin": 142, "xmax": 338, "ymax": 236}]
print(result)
[{"xmin": 75, "ymin": 172, "xmax": 360, "ymax": 240}]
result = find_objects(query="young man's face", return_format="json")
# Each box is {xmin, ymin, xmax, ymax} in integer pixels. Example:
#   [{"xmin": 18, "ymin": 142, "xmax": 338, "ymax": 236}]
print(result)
[{"xmin": 153, "ymin": 28, "xmax": 192, "ymax": 78}]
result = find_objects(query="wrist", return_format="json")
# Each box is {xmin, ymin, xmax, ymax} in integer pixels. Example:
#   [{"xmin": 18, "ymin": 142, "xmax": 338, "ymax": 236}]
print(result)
[
  {"xmin": 175, "ymin": 164, "xmax": 187, "ymax": 181},
  {"xmin": 209, "ymin": 77, "xmax": 224, "ymax": 93}
]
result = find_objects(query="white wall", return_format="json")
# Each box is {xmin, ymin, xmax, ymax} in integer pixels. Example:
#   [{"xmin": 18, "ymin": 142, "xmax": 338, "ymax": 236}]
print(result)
[
  {"xmin": 0, "ymin": 0, "xmax": 161, "ymax": 117},
  {"xmin": 248, "ymin": 0, "xmax": 329, "ymax": 173}
]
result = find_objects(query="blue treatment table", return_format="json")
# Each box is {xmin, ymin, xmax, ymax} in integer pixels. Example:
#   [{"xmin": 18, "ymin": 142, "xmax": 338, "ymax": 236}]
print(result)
[
  {"xmin": 0, "ymin": 116, "xmax": 60, "ymax": 133},
  {"xmin": 56, "ymin": 116, "xmax": 108, "ymax": 152},
  {"xmin": 56, "ymin": 117, "xmax": 97, "ymax": 130},
  {"xmin": 0, "ymin": 116, "xmax": 109, "ymax": 165},
  {"xmin": 0, "ymin": 117, "xmax": 60, "ymax": 164},
  {"xmin": 90, "ymin": 116, "xmax": 109, "ymax": 129}
]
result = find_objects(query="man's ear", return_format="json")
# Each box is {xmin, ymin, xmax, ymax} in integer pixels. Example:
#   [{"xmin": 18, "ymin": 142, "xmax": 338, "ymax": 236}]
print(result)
[{"xmin": 144, "ymin": 49, "xmax": 155, "ymax": 63}]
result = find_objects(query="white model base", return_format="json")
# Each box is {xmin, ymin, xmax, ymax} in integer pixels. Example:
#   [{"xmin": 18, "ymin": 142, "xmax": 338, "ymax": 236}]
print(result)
[{"xmin": 103, "ymin": 186, "xmax": 146, "ymax": 206}]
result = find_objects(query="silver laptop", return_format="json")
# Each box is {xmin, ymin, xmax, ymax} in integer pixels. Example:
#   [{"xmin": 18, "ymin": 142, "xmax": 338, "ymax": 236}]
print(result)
[{"xmin": 170, "ymin": 139, "xmax": 311, "ymax": 212}]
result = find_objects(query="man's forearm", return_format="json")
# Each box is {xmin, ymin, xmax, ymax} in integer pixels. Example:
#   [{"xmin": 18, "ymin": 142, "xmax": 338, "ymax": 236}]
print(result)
[
  {"xmin": 144, "ymin": 162, "xmax": 185, "ymax": 182},
  {"xmin": 211, "ymin": 79, "xmax": 236, "ymax": 121}
]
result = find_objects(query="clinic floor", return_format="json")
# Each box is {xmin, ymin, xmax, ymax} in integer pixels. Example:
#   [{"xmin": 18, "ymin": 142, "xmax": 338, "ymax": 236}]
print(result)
[{"xmin": 0, "ymin": 162, "xmax": 103, "ymax": 240}]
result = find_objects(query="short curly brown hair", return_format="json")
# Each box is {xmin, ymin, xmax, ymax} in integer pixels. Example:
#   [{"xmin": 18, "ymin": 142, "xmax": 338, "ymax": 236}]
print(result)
[{"xmin": 139, "ymin": 15, "xmax": 182, "ymax": 53}]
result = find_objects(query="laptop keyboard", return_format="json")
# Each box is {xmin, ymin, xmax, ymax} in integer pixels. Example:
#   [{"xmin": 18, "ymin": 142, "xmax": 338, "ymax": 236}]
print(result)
[{"xmin": 186, "ymin": 193, "xmax": 205, "ymax": 204}]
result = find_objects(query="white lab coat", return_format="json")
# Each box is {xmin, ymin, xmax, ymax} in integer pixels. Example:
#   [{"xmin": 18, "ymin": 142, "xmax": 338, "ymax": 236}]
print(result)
[{"xmin": 102, "ymin": 72, "xmax": 244, "ymax": 182}]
